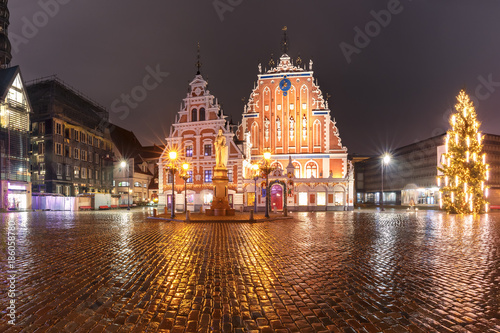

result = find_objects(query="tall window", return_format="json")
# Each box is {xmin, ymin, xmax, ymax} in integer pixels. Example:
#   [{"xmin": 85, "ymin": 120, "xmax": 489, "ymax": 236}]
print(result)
[
  {"xmin": 55, "ymin": 143, "xmax": 62, "ymax": 156},
  {"xmin": 55, "ymin": 123, "xmax": 62, "ymax": 135},
  {"xmin": 191, "ymin": 108, "xmax": 197, "ymax": 122},
  {"xmin": 228, "ymin": 169, "xmax": 233, "ymax": 182},
  {"xmin": 306, "ymin": 162, "xmax": 318, "ymax": 178},
  {"xmin": 313, "ymin": 120, "xmax": 321, "ymax": 147},
  {"xmin": 199, "ymin": 108, "xmax": 206, "ymax": 121},
  {"xmin": 167, "ymin": 173, "xmax": 173, "ymax": 183},
  {"xmin": 186, "ymin": 145, "xmax": 193, "ymax": 157},
  {"xmin": 293, "ymin": 162, "xmax": 301, "ymax": 178},
  {"xmin": 251, "ymin": 122, "xmax": 259, "ymax": 150},
  {"xmin": 204, "ymin": 144, "xmax": 212, "ymax": 156},
  {"xmin": 57, "ymin": 163, "xmax": 62, "ymax": 176},
  {"xmin": 187, "ymin": 170, "xmax": 193, "ymax": 183},
  {"xmin": 38, "ymin": 142, "xmax": 45, "ymax": 155},
  {"xmin": 74, "ymin": 167, "xmax": 80, "ymax": 178},
  {"xmin": 74, "ymin": 148, "xmax": 79, "ymax": 160},
  {"xmin": 204, "ymin": 170, "xmax": 212, "ymax": 183}
]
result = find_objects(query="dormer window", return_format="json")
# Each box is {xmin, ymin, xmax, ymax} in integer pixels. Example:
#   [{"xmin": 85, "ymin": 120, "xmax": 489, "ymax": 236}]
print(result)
[
  {"xmin": 199, "ymin": 108, "xmax": 206, "ymax": 121},
  {"xmin": 191, "ymin": 108, "xmax": 197, "ymax": 122}
]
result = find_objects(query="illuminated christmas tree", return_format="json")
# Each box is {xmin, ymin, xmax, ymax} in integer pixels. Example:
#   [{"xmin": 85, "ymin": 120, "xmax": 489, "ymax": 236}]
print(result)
[{"xmin": 438, "ymin": 89, "xmax": 489, "ymax": 214}]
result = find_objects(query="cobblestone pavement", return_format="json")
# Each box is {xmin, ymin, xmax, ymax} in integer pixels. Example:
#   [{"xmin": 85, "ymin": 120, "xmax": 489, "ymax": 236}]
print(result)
[{"xmin": 1, "ymin": 209, "xmax": 500, "ymax": 332}]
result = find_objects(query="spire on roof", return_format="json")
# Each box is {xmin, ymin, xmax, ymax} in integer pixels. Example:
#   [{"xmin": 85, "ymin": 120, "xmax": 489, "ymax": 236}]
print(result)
[
  {"xmin": 281, "ymin": 26, "xmax": 289, "ymax": 54},
  {"xmin": 196, "ymin": 42, "xmax": 202, "ymax": 75}
]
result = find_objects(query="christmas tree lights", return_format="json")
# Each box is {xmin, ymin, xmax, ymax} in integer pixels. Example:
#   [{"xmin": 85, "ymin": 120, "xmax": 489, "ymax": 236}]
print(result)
[{"xmin": 437, "ymin": 89, "xmax": 489, "ymax": 214}]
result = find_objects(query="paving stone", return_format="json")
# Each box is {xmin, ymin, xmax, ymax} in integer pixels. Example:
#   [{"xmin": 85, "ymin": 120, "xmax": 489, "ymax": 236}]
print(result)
[{"xmin": 1, "ymin": 210, "xmax": 500, "ymax": 332}]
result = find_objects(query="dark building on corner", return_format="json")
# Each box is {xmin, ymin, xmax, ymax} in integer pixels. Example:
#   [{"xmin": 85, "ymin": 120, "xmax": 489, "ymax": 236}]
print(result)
[{"xmin": 27, "ymin": 77, "xmax": 114, "ymax": 196}]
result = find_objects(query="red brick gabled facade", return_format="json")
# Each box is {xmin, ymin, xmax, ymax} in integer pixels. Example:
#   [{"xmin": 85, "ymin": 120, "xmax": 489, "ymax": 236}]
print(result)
[{"xmin": 237, "ymin": 54, "xmax": 353, "ymax": 211}]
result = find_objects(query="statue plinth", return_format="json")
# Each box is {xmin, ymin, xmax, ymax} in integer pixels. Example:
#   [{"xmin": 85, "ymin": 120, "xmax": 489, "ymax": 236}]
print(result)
[{"xmin": 206, "ymin": 167, "xmax": 234, "ymax": 217}]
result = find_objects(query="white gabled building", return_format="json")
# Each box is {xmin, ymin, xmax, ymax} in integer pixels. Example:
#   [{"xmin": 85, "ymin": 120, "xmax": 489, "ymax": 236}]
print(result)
[{"xmin": 159, "ymin": 71, "xmax": 244, "ymax": 212}]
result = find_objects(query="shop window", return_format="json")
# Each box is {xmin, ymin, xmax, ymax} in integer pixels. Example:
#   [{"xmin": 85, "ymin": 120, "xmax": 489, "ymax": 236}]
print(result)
[
  {"xmin": 204, "ymin": 193, "xmax": 213, "ymax": 205},
  {"xmin": 247, "ymin": 192, "xmax": 255, "ymax": 207},
  {"xmin": 299, "ymin": 192, "xmax": 308, "ymax": 206},
  {"xmin": 317, "ymin": 192, "xmax": 326, "ymax": 206},
  {"xmin": 335, "ymin": 192, "xmax": 344, "ymax": 205}
]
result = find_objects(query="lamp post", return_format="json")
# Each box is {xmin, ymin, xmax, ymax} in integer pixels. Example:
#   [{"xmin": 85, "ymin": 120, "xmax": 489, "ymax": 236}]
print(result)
[
  {"xmin": 381, "ymin": 153, "xmax": 391, "ymax": 211},
  {"xmin": 168, "ymin": 150, "xmax": 178, "ymax": 218},
  {"xmin": 180, "ymin": 162, "xmax": 190, "ymax": 215},
  {"xmin": 260, "ymin": 151, "xmax": 273, "ymax": 218},
  {"xmin": 252, "ymin": 163, "xmax": 260, "ymax": 213},
  {"xmin": 120, "ymin": 160, "xmax": 131, "ymax": 210}
]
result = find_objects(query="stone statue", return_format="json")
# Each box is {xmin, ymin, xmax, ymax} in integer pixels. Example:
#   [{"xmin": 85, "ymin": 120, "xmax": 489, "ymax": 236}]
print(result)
[{"xmin": 215, "ymin": 129, "xmax": 229, "ymax": 168}]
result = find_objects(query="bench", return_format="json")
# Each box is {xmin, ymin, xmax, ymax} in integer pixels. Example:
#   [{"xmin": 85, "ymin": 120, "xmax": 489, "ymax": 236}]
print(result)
[
  {"xmin": 490, "ymin": 205, "xmax": 500, "ymax": 210},
  {"xmin": 99, "ymin": 206, "xmax": 110, "ymax": 210},
  {"xmin": 111, "ymin": 205, "xmax": 118, "ymax": 209},
  {"xmin": 79, "ymin": 206, "xmax": 92, "ymax": 210}
]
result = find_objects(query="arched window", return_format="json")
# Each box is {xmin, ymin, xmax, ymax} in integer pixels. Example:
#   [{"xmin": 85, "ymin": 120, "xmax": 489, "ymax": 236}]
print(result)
[
  {"xmin": 306, "ymin": 162, "xmax": 318, "ymax": 178},
  {"xmin": 191, "ymin": 109, "xmax": 197, "ymax": 122},
  {"xmin": 199, "ymin": 108, "xmax": 206, "ymax": 121},
  {"xmin": 293, "ymin": 162, "xmax": 301, "ymax": 178},
  {"xmin": 313, "ymin": 120, "xmax": 321, "ymax": 147},
  {"xmin": 272, "ymin": 162, "xmax": 283, "ymax": 170}
]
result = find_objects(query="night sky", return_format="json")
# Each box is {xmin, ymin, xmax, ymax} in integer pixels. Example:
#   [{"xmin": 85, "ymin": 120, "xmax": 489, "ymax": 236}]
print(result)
[{"xmin": 9, "ymin": 0, "xmax": 500, "ymax": 155}]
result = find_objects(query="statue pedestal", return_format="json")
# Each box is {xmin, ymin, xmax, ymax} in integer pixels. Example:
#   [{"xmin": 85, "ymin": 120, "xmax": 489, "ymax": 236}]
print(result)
[{"xmin": 206, "ymin": 167, "xmax": 234, "ymax": 217}]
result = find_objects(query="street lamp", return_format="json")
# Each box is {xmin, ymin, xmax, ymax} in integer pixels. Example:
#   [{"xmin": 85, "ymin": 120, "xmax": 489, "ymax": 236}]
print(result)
[
  {"xmin": 120, "ymin": 160, "xmax": 131, "ymax": 210},
  {"xmin": 381, "ymin": 153, "xmax": 391, "ymax": 211},
  {"xmin": 180, "ymin": 162, "xmax": 190, "ymax": 216},
  {"xmin": 251, "ymin": 163, "xmax": 260, "ymax": 213},
  {"xmin": 167, "ymin": 150, "xmax": 178, "ymax": 218},
  {"xmin": 260, "ymin": 150, "xmax": 274, "ymax": 218}
]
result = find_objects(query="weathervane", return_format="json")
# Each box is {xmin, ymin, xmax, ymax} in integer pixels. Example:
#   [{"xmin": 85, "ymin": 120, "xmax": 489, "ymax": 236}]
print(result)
[
  {"xmin": 281, "ymin": 26, "xmax": 289, "ymax": 54},
  {"xmin": 196, "ymin": 42, "xmax": 202, "ymax": 75}
]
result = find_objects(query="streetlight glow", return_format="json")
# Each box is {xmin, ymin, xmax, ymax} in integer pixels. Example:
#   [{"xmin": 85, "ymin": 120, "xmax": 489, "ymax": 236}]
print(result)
[
  {"xmin": 120, "ymin": 161, "xmax": 126, "ymax": 168},
  {"xmin": 263, "ymin": 151, "xmax": 271, "ymax": 161},
  {"xmin": 182, "ymin": 162, "xmax": 189, "ymax": 171},
  {"xmin": 383, "ymin": 154, "xmax": 391, "ymax": 165},
  {"xmin": 169, "ymin": 150, "xmax": 178, "ymax": 160}
]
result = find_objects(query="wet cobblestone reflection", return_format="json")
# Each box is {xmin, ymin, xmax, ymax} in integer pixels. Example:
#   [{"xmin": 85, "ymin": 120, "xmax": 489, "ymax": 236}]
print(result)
[{"xmin": 1, "ymin": 209, "xmax": 500, "ymax": 332}]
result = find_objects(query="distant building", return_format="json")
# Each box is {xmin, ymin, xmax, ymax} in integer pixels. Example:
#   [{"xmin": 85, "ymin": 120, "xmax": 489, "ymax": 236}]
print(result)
[
  {"xmin": 236, "ymin": 48, "xmax": 353, "ymax": 211},
  {"xmin": 27, "ymin": 77, "xmax": 114, "ymax": 196},
  {"xmin": 159, "ymin": 69, "xmax": 244, "ymax": 212},
  {"xmin": 110, "ymin": 125, "xmax": 163, "ymax": 204},
  {"xmin": 355, "ymin": 134, "xmax": 500, "ymax": 207},
  {"xmin": 0, "ymin": 0, "xmax": 32, "ymax": 211}
]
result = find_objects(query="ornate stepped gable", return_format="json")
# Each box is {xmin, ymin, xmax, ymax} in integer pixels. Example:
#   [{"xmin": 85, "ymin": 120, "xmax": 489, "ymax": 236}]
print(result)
[
  {"xmin": 160, "ymin": 72, "xmax": 243, "ymax": 193},
  {"xmin": 237, "ymin": 53, "xmax": 347, "ymax": 178}
]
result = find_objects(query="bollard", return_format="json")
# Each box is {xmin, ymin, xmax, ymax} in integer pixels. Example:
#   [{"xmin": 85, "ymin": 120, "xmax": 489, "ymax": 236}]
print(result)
[
  {"xmin": 249, "ymin": 209, "xmax": 254, "ymax": 221},
  {"xmin": 283, "ymin": 207, "xmax": 287, "ymax": 217},
  {"xmin": 153, "ymin": 208, "xmax": 157, "ymax": 217},
  {"xmin": 186, "ymin": 210, "xmax": 190, "ymax": 222},
  {"xmin": 164, "ymin": 206, "xmax": 168, "ymax": 215}
]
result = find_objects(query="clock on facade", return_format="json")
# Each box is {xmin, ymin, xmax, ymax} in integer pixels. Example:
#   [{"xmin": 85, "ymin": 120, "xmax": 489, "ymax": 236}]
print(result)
[{"xmin": 279, "ymin": 77, "xmax": 291, "ymax": 96}]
